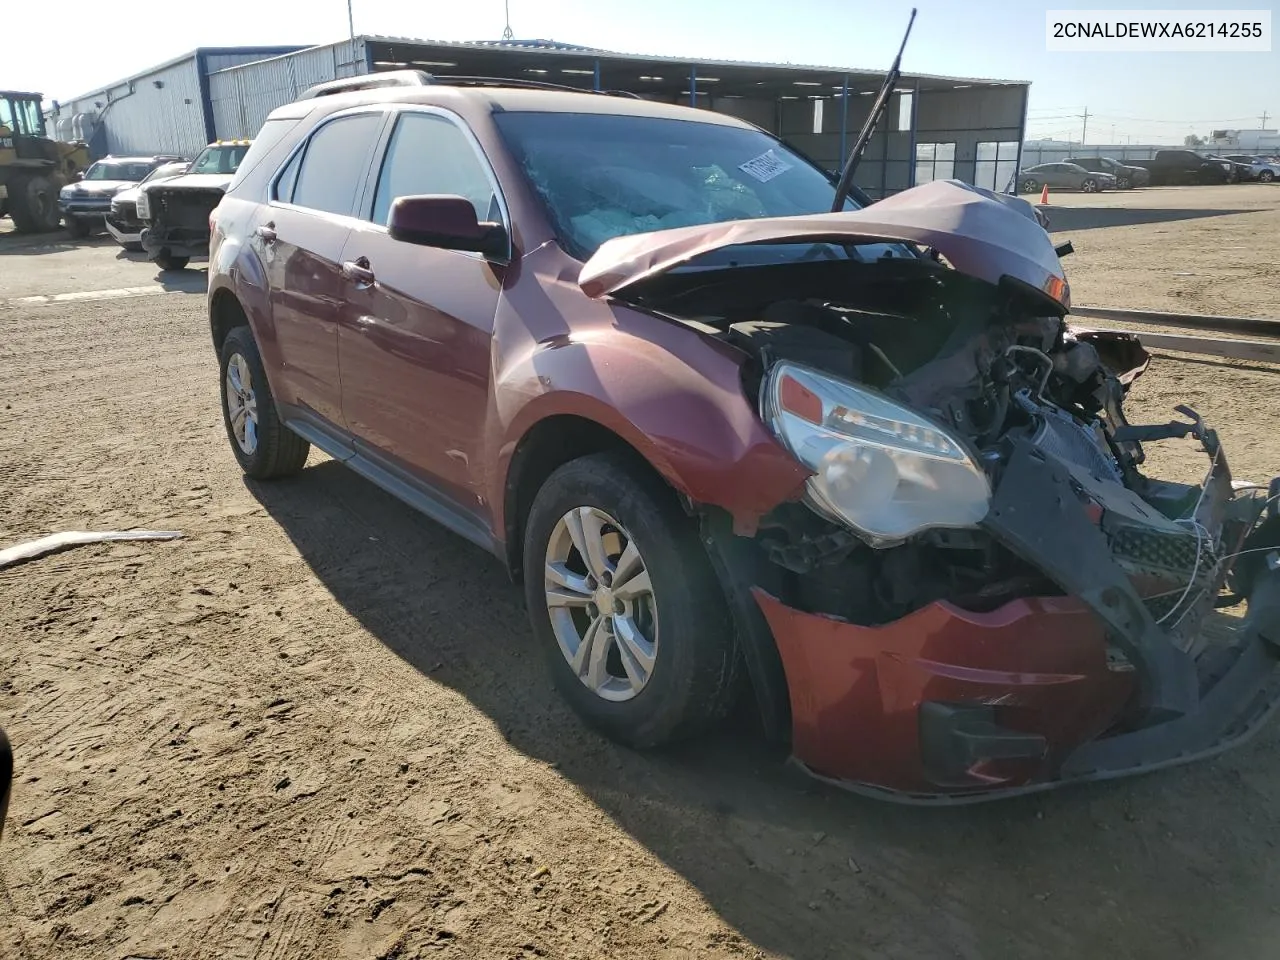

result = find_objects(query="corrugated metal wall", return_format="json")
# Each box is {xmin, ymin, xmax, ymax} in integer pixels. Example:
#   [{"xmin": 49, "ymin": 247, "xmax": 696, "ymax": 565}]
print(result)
[
  {"xmin": 210, "ymin": 40, "xmax": 367, "ymax": 140},
  {"xmin": 62, "ymin": 57, "xmax": 208, "ymax": 158}
]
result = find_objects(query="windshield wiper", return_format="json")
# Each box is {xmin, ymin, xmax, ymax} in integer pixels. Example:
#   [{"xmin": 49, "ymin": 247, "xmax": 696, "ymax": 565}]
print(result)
[{"xmin": 831, "ymin": 7, "xmax": 917, "ymax": 212}]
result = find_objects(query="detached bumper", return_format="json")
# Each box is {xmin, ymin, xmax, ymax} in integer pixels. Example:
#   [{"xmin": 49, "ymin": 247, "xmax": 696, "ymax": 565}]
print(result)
[
  {"xmin": 751, "ymin": 440, "xmax": 1280, "ymax": 802},
  {"xmin": 105, "ymin": 217, "xmax": 143, "ymax": 246}
]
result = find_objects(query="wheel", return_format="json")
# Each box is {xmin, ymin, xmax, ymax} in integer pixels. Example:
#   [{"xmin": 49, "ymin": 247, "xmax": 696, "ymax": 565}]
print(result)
[
  {"xmin": 1019, "ymin": 178, "xmax": 1040, "ymax": 194},
  {"xmin": 65, "ymin": 215, "xmax": 91, "ymax": 238},
  {"xmin": 1081, "ymin": 178, "xmax": 1099, "ymax": 193},
  {"xmin": 1117, "ymin": 177, "xmax": 1131, "ymax": 189},
  {"xmin": 219, "ymin": 326, "xmax": 310, "ymax": 480},
  {"xmin": 1260, "ymin": 170, "xmax": 1275, "ymax": 183},
  {"xmin": 123, "ymin": 242, "xmax": 144, "ymax": 253},
  {"xmin": 7, "ymin": 174, "xmax": 60, "ymax": 233},
  {"xmin": 522, "ymin": 452, "xmax": 740, "ymax": 748},
  {"xmin": 155, "ymin": 252, "xmax": 190, "ymax": 271}
]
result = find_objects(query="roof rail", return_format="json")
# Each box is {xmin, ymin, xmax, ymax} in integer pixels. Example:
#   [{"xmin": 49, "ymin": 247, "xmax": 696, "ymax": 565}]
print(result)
[
  {"xmin": 299, "ymin": 70, "xmax": 432, "ymax": 100},
  {"xmin": 299, "ymin": 69, "xmax": 643, "ymax": 102}
]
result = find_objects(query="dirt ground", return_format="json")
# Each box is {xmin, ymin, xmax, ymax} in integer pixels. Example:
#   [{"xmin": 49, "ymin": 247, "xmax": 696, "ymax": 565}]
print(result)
[{"xmin": 2, "ymin": 184, "xmax": 1280, "ymax": 960}]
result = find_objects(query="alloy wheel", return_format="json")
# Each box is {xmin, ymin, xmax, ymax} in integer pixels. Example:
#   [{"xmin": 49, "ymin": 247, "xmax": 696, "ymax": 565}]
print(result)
[
  {"xmin": 225, "ymin": 352, "xmax": 260, "ymax": 455},
  {"xmin": 544, "ymin": 506, "xmax": 658, "ymax": 702},
  {"xmin": 1082, "ymin": 179, "xmax": 1098, "ymax": 193}
]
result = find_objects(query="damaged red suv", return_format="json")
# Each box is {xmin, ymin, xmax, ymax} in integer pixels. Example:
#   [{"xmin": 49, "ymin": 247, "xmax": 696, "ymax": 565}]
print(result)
[{"xmin": 208, "ymin": 72, "xmax": 1280, "ymax": 801}]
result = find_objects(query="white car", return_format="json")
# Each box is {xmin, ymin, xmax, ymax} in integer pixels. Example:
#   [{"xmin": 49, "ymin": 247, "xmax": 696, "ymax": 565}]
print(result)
[{"xmin": 106, "ymin": 160, "xmax": 190, "ymax": 251}]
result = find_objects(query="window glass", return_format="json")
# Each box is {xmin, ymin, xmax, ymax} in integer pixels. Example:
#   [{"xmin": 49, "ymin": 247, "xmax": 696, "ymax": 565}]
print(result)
[
  {"xmin": 494, "ymin": 111, "xmax": 881, "ymax": 261},
  {"xmin": 274, "ymin": 148, "xmax": 303, "ymax": 203},
  {"xmin": 228, "ymin": 117, "xmax": 302, "ymax": 192},
  {"xmin": 190, "ymin": 143, "xmax": 252, "ymax": 176},
  {"xmin": 291, "ymin": 113, "xmax": 383, "ymax": 216},
  {"xmin": 0, "ymin": 99, "xmax": 13, "ymax": 131},
  {"xmin": 975, "ymin": 140, "xmax": 1020, "ymax": 191},
  {"xmin": 84, "ymin": 161, "xmax": 154, "ymax": 181},
  {"xmin": 371, "ymin": 113, "xmax": 497, "ymax": 226},
  {"xmin": 16, "ymin": 99, "xmax": 42, "ymax": 137},
  {"xmin": 913, "ymin": 142, "xmax": 955, "ymax": 184}
]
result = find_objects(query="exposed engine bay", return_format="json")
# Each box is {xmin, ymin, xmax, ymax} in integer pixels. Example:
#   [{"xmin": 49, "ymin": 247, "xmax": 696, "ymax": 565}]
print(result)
[{"xmin": 623, "ymin": 253, "xmax": 1275, "ymax": 660}]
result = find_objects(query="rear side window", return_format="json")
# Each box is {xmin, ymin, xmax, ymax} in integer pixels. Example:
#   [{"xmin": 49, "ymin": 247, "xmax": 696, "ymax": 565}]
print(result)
[
  {"xmin": 228, "ymin": 117, "xmax": 302, "ymax": 192},
  {"xmin": 370, "ymin": 113, "xmax": 498, "ymax": 226},
  {"xmin": 291, "ymin": 113, "xmax": 384, "ymax": 217}
]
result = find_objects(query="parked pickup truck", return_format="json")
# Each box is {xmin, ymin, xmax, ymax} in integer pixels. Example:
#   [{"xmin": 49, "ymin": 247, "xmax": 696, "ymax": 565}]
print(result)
[{"xmin": 1129, "ymin": 150, "xmax": 1233, "ymax": 186}]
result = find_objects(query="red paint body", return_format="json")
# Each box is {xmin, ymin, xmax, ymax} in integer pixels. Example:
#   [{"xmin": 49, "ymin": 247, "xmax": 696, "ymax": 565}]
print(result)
[
  {"xmin": 755, "ymin": 591, "xmax": 1135, "ymax": 792},
  {"xmin": 206, "ymin": 85, "xmax": 1165, "ymax": 798}
]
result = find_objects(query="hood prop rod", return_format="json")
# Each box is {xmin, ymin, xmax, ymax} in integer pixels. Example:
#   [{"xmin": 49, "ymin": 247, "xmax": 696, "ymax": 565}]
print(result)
[{"xmin": 831, "ymin": 7, "xmax": 917, "ymax": 212}]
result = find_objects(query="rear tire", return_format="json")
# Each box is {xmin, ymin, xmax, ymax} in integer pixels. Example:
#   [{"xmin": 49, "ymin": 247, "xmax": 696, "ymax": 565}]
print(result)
[
  {"xmin": 156, "ymin": 252, "xmax": 190, "ymax": 271},
  {"xmin": 1019, "ymin": 178, "xmax": 1040, "ymax": 194},
  {"xmin": 1081, "ymin": 178, "xmax": 1099, "ymax": 193},
  {"xmin": 522, "ymin": 452, "xmax": 740, "ymax": 748},
  {"xmin": 8, "ymin": 174, "xmax": 60, "ymax": 233},
  {"xmin": 219, "ymin": 326, "xmax": 310, "ymax": 480},
  {"xmin": 1261, "ymin": 170, "xmax": 1275, "ymax": 183}
]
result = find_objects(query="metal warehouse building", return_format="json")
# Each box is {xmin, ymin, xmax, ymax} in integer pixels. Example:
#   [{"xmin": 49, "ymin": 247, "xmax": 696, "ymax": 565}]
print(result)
[{"xmin": 55, "ymin": 37, "xmax": 1029, "ymax": 198}]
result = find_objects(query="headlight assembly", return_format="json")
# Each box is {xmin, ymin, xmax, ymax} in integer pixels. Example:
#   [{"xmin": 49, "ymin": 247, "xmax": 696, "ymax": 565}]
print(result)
[{"xmin": 761, "ymin": 361, "xmax": 990, "ymax": 545}]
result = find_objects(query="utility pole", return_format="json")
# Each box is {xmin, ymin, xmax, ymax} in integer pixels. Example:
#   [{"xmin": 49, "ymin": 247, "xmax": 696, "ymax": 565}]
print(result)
[
  {"xmin": 347, "ymin": 0, "xmax": 354, "ymax": 40},
  {"xmin": 1261, "ymin": 110, "xmax": 1271, "ymax": 130},
  {"xmin": 1080, "ymin": 106, "xmax": 1089, "ymax": 144}
]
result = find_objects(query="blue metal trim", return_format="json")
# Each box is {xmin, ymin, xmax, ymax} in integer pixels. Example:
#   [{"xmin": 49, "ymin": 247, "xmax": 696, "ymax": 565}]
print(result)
[
  {"xmin": 907, "ymin": 80, "xmax": 919, "ymax": 188},
  {"xmin": 839, "ymin": 74, "xmax": 849, "ymax": 167},
  {"xmin": 363, "ymin": 37, "xmax": 375, "ymax": 75},
  {"xmin": 195, "ymin": 51, "xmax": 217, "ymax": 145},
  {"xmin": 1011, "ymin": 83, "xmax": 1030, "ymax": 193},
  {"xmin": 690, "ymin": 64, "xmax": 697, "ymax": 107},
  {"xmin": 593, "ymin": 58, "xmax": 601, "ymax": 91}
]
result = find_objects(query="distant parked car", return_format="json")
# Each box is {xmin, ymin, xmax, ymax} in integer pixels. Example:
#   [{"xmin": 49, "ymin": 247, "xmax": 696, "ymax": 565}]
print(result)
[
  {"xmin": 1225, "ymin": 155, "xmax": 1278, "ymax": 182},
  {"xmin": 1129, "ymin": 150, "xmax": 1233, "ymax": 185},
  {"xmin": 1017, "ymin": 162, "xmax": 1115, "ymax": 194},
  {"xmin": 58, "ymin": 155, "xmax": 183, "ymax": 238},
  {"xmin": 137, "ymin": 139, "xmax": 251, "ymax": 270},
  {"xmin": 106, "ymin": 160, "xmax": 190, "ymax": 251},
  {"xmin": 1207, "ymin": 156, "xmax": 1253, "ymax": 182},
  {"xmin": 1063, "ymin": 156, "xmax": 1149, "ymax": 189}
]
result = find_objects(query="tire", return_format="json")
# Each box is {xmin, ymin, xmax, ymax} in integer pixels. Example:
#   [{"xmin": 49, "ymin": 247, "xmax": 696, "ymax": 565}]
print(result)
[
  {"xmin": 1117, "ymin": 177, "xmax": 1131, "ymax": 189},
  {"xmin": 218, "ymin": 325, "xmax": 310, "ymax": 480},
  {"xmin": 1019, "ymin": 178, "xmax": 1040, "ymax": 194},
  {"xmin": 522, "ymin": 452, "xmax": 740, "ymax": 748},
  {"xmin": 8, "ymin": 174, "xmax": 60, "ymax": 233},
  {"xmin": 1081, "ymin": 178, "xmax": 1099, "ymax": 193},
  {"xmin": 1260, "ymin": 170, "xmax": 1275, "ymax": 183},
  {"xmin": 65, "ymin": 215, "xmax": 91, "ymax": 239},
  {"xmin": 123, "ymin": 242, "xmax": 144, "ymax": 253},
  {"xmin": 155, "ymin": 252, "xmax": 190, "ymax": 271}
]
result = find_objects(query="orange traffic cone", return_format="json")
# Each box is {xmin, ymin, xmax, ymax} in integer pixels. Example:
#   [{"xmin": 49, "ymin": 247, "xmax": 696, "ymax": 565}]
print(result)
[{"xmin": 1039, "ymin": 184, "xmax": 1050, "ymax": 205}]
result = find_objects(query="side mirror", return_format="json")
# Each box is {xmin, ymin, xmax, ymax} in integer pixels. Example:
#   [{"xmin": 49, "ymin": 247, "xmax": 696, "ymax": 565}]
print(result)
[{"xmin": 388, "ymin": 195, "xmax": 508, "ymax": 261}]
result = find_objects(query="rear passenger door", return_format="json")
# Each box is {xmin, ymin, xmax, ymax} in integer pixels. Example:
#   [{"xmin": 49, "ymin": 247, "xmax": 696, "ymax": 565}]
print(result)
[
  {"xmin": 336, "ymin": 107, "xmax": 506, "ymax": 521},
  {"xmin": 262, "ymin": 109, "xmax": 386, "ymax": 429}
]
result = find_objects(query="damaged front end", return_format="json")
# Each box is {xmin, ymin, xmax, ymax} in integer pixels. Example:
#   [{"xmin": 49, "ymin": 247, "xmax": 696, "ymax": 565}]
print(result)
[
  {"xmin": 583, "ymin": 180, "xmax": 1280, "ymax": 800},
  {"xmin": 141, "ymin": 186, "xmax": 225, "ymax": 261}
]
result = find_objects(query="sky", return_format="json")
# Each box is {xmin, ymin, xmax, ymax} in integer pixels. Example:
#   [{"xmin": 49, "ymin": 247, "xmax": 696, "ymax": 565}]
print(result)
[{"xmin": 6, "ymin": 0, "xmax": 1277, "ymax": 144}]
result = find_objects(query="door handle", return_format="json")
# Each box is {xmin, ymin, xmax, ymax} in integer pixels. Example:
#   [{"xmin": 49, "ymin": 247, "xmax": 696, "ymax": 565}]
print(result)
[
  {"xmin": 341, "ymin": 258, "xmax": 376, "ymax": 287},
  {"xmin": 256, "ymin": 222, "xmax": 277, "ymax": 244}
]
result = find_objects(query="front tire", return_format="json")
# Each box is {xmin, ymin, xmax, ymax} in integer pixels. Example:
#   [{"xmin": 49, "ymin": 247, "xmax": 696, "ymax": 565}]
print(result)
[
  {"xmin": 1019, "ymin": 178, "xmax": 1040, "ymax": 194},
  {"xmin": 8, "ymin": 175, "xmax": 60, "ymax": 233},
  {"xmin": 522, "ymin": 452, "xmax": 740, "ymax": 748},
  {"xmin": 1260, "ymin": 170, "xmax": 1275, "ymax": 183},
  {"xmin": 219, "ymin": 326, "xmax": 310, "ymax": 480},
  {"xmin": 65, "ymin": 215, "xmax": 91, "ymax": 238},
  {"xmin": 1081, "ymin": 178, "xmax": 1099, "ymax": 193},
  {"xmin": 156, "ymin": 252, "xmax": 190, "ymax": 271}
]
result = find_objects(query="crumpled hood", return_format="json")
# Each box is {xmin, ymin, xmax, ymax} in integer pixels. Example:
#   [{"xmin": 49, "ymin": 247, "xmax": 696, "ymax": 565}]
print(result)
[
  {"xmin": 144, "ymin": 172, "xmax": 235, "ymax": 194},
  {"xmin": 578, "ymin": 180, "xmax": 1069, "ymax": 308}
]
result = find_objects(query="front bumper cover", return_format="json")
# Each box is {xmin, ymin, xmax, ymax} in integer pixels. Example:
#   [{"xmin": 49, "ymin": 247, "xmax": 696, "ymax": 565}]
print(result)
[{"xmin": 753, "ymin": 441, "xmax": 1280, "ymax": 802}]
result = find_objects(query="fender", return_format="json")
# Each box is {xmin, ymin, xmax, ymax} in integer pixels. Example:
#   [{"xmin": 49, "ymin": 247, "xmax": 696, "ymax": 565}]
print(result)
[{"xmin": 489, "ymin": 314, "xmax": 810, "ymax": 539}]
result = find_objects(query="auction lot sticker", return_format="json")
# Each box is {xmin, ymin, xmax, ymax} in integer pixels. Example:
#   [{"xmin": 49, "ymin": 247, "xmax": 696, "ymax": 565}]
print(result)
[
  {"xmin": 740, "ymin": 150, "xmax": 795, "ymax": 183},
  {"xmin": 1046, "ymin": 10, "xmax": 1271, "ymax": 51}
]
